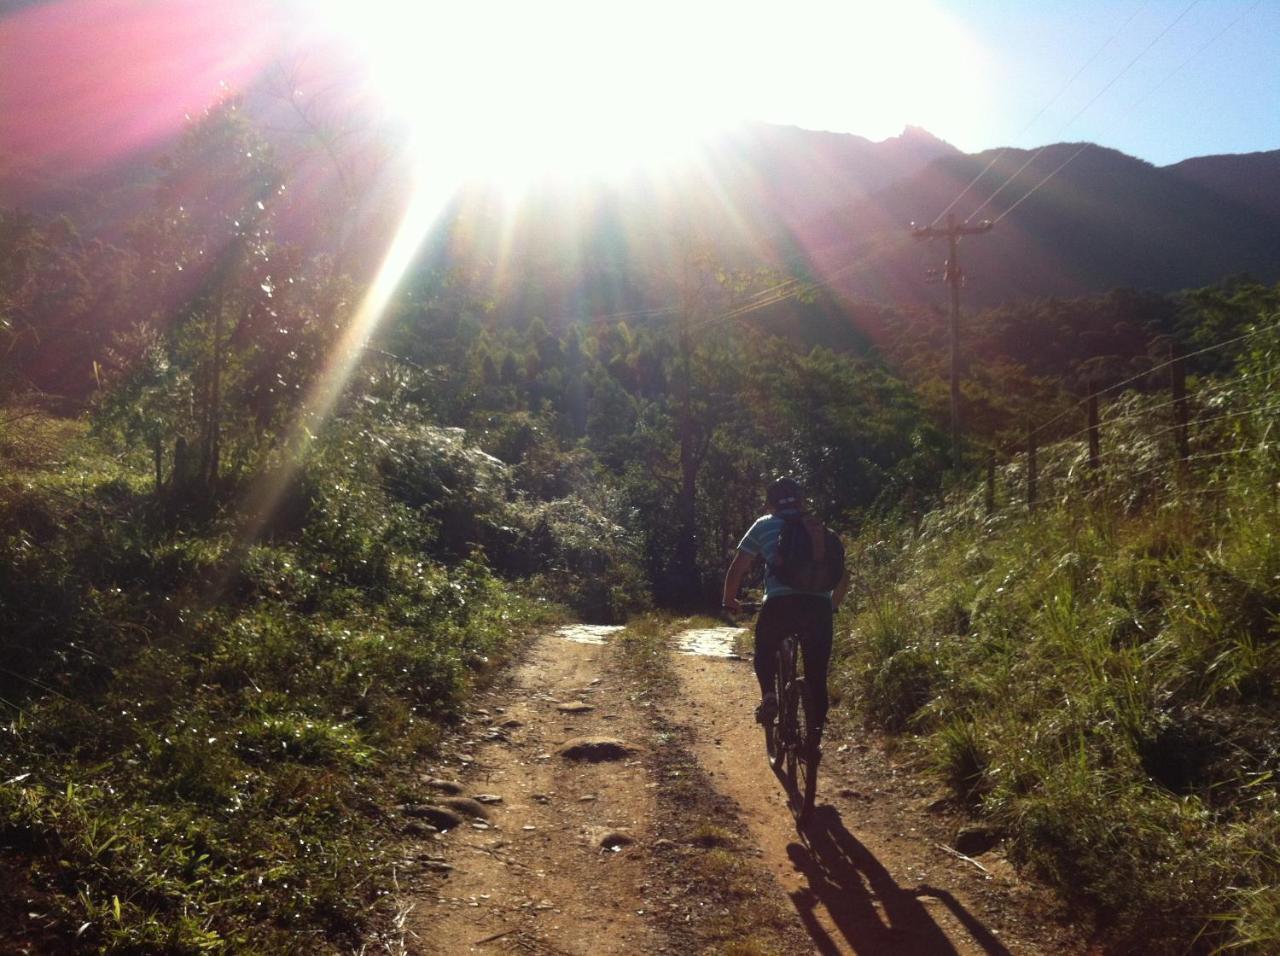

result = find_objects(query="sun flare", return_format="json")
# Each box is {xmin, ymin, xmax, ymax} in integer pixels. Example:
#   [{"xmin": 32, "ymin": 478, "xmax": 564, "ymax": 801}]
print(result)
[
  {"xmin": 307, "ymin": 0, "xmax": 985, "ymax": 192},
  {"xmin": 309, "ymin": 0, "xmax": 713, "ymax": 192}
]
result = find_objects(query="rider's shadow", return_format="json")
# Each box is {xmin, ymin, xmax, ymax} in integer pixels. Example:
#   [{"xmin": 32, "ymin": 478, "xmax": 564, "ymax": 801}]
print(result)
[{"xmin": 785, "ymin": 804, "xmax": 1013, "ymax": 956}]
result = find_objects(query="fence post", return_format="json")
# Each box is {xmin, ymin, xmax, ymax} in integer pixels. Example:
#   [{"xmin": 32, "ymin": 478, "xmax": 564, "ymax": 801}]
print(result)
[
  {"xmin": 1171, "ymin": 346, "xmax": 1189, "ymax": 462},
  {"xmin": 986, "ymin": 451, "xmax": 996, "ymax": 514},
  {"xmin": 1027, "ymin": 424, "xmax": 1038, "ymax": 510},
  {"xmin": 1087, "ymin": 390, "xmax": 1100, "ymax": 471}
]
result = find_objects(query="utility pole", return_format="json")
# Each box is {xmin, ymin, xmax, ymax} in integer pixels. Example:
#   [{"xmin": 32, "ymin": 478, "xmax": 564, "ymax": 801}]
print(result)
[{"xmin": 911, "ymin": 213, "xmax": 993, "ymax": 470}]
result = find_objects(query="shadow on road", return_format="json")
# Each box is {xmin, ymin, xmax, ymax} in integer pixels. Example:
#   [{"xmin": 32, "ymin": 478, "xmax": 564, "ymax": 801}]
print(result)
[{"xmin": 784, "ymin": 803, "xmax": 1013, "ymax": 956}]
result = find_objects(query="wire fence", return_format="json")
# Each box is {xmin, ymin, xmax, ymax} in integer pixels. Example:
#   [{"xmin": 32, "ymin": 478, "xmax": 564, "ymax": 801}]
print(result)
[{"xmin": 981, "ymin": 319, "xmax": 1280, "ymax": 512}]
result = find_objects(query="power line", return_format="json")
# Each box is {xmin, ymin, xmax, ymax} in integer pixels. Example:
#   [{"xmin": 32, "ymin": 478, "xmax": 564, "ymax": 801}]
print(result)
[
  {"xmin": 1095, "ymin": 321, "xmax": 1279, "ymax": 403},
  {"xmin": 1122, "ymin": 441, "xmax": 1280, "ymax": 483},
  {"xmin": 992, "ymin": 362, "xmax": 1277, "ymax": 485},
  {"xmin": 930, "ymin": 0, "xmax": 1152, "ymax": 227},
  {"xmin": 1035, "ymin": 392, "xmax": 1280, "ymax": 451},
  {"xmin": 1121, "ymin": 0, "xmax": 1263, "ymax": 115},
  {"xmin": 987, "ymin": 0, "xmax": 1260, "ymax": 226},
  {"xmin": 686, "ymin": 241, "xmax": 907, "ymax": 334},
  {"xmin": 969, "ymin": 0, "xmax": 1203, "ymax": 224},
  {"xmin": 989, "ymin": 142, "xmax": 1091, "ymax": 225},
  {"xmin": 693, "ymin": 230, "xmax": 922, "ymax": 330},
  {"xmin": 568, "ymin": 251, "xmax": 841, "ymax": 333},
  {"xmin": 1029, "ymin": 320, "xmax": 1280, "ymax": 439},
  {"xmin": 1149, "ymin": 400, "xmax": 1280, "ymax": 439}
]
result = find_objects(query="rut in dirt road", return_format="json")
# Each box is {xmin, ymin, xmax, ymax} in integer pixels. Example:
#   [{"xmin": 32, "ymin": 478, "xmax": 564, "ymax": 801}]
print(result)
[
  {"xmin": 404, "ymin": 624, "xmax": 661, "ymax": 954},
  {"xmin": 400, "ymin": 623, "xmax": 1084, "ymax": 955}
]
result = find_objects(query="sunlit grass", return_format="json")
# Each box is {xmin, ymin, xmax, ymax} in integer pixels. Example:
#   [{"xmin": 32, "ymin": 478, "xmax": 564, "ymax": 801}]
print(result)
[
  {"xmin": 835, "ymin": 397, "xmax": 1280, "ymax": 951},
  {"xmin": 0, "ymin": 413, "xmax": 550, "ymax": 950}
]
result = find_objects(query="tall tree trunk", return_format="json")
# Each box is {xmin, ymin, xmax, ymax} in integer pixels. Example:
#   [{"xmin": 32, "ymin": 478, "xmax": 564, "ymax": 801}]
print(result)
[
  {"xmin": 672, "ymin": 324, "xmax": 699, "ymax": 604},
  {"xmin": 152, "ymin": 434, "xmax": 163, "ymax": 495},
  {"xmin": 202, "ymin": 299, "xmax": 224, "ymax": 489}
]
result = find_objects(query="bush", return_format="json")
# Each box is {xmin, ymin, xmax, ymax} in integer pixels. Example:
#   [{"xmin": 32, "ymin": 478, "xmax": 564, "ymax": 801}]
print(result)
[{"xmin": 518, "ymin": 490, "xmax": 651, "ymax": 623}]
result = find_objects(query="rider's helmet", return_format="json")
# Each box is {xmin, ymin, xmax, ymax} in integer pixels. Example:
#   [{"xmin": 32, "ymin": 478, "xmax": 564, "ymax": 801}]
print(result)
[{"xmin": 766, "ymin": 476, "xmax": 804, "ymax": 512}]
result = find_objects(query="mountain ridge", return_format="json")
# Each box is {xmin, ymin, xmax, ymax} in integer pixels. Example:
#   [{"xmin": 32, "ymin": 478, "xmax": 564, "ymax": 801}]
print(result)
[{"xmin": 3, "ymin": 117, "xmax": 1279, "ymax": 311}]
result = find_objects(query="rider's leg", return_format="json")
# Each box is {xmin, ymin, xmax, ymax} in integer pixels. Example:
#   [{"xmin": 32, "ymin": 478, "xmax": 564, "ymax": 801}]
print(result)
[
  {"xmin": 753, "ymin": 598, "xmax": 788, "ymax": 699},
  {"xmin": 755, "ymin": 597, "xmax": 807, "ymax": 722},
  {"xmin": 797, "ymin": 596, "xmax": 835, "ymax": 741}
]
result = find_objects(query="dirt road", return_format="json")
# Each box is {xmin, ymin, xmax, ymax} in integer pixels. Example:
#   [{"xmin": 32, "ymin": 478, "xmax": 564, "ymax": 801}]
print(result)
[{"xmin": 397, "ymin": 624, "xmax": 1085, "ymax": 955}]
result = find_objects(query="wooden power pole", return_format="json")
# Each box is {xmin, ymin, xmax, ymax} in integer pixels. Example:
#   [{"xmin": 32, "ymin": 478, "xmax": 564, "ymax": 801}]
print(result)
[{"xmin": 911, "ymin": 213, "xmax": 993, "ymax": 469}]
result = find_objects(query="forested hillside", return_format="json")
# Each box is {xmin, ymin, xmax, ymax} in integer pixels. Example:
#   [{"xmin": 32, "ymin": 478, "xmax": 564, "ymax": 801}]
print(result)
[{"xmin": 8, "ymin": 107, "xmax": 1280, "ymax": 320}]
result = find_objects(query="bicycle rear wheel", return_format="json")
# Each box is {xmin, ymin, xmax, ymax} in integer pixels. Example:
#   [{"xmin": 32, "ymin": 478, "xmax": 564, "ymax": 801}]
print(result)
[{"xmin": 793, "ymin": 676, "xmax": 819, "ymax": 821}]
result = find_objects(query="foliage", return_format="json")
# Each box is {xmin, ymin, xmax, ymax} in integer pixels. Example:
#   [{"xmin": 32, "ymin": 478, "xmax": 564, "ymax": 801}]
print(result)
[
  {"xmin": 0, "ymin": 209, "xmax": 137, "ymax": 401},
  {"xmin": 0, "ymin": 414, "xmax": 551, "ymax": 952},
  {"xmin": 519, "ymin": 489, "xmax": 651, "ymax": 623},
  {"xmin": 83, "ymin": 101, "xmax": 353, "ymax": 500}
]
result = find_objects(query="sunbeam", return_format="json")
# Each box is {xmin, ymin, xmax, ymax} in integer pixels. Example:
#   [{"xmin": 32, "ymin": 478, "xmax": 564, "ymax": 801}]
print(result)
[{"xmin": 232, "ymin": 172, "xmax": 452, "ymax": 549}]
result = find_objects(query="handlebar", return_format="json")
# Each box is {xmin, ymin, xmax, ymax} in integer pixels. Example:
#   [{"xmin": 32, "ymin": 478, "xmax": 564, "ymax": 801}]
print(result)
[{"xmin": 722, "ymin": 599, "xmax": 761, "ymax": 620}]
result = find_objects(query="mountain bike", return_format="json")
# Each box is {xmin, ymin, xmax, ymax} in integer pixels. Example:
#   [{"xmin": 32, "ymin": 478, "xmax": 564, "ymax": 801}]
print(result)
[{"xmin": 733, "ymin": 600, "xmax": 820, "ymax": 822}]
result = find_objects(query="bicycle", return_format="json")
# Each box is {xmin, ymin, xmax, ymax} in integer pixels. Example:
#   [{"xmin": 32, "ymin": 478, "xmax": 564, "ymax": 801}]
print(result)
[{"xmin": 732, "ymin": 600, "xmax": 820, "ymax": 822}]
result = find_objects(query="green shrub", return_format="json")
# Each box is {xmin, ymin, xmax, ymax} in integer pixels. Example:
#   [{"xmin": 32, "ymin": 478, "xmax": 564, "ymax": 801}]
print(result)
[
  {"xmin": 520, "ymin": 491, "xmax": 651, "ymax": 622},
  {"xmin": 0, "ymin": 413, "xmax": 549, "ymax": 951}
]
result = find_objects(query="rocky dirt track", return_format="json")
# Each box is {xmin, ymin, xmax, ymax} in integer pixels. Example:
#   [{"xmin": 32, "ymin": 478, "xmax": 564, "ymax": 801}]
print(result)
[{"xmin": 395, "ymin": 624, "xmax": 1088, "ymax": 955}]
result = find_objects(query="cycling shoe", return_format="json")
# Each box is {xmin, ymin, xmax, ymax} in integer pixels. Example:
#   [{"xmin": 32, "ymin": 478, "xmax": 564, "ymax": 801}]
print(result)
[{"xmin": 755, "ymin": 693, "xmax": 778, "ymax": 725}]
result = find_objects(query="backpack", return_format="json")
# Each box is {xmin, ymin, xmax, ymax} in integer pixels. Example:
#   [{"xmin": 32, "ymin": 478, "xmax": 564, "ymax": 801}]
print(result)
[{"xmin": 771, "ymin": 514, "xmax": 845, "ymax": 592}]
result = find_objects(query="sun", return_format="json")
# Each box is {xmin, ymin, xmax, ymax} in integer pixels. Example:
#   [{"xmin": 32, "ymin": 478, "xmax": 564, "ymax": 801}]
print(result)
[
  {"xmin": 308, "ymin": 0, "xmax": 715, "ymax": 192},
  {"xmin": 306, "ymin": 0, "xmax": 985, "ymax": 193}
]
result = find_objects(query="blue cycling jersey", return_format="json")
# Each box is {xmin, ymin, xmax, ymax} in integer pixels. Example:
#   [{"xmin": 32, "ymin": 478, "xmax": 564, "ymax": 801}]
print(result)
[{"xmin": 737, "ymin": 511, "xmax": 834, "ymax": 604}]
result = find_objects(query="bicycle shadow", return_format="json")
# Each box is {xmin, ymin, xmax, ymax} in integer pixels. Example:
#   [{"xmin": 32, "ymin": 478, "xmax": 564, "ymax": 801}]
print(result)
[{"xmin": 782, "ymin": 802, "xmax": 1013, "ymax": 956}]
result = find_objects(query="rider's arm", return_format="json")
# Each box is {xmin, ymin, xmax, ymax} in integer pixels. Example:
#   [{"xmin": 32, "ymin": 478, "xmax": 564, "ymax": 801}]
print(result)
[
  {"xmin": 722, "ymin": 549, "xmax": 755, "ymax": 611},
  {"xmin": 832, "ymin": 569, "xmax": 850, "ymax": 609}
]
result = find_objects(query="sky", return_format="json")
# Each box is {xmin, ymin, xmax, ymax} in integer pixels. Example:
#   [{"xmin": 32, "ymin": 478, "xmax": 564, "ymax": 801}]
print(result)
[
  {"xmin": 908, "ymin": 0, "xmax": 1280, "ymax": 165},
  {"xmin": 301, "ymin": 0, "xmax": 1280, "ymax": 169},
  {"xmin": 2, "ymin": 0, "xmax": 1277, "ymax": 197},
  {"xmin": 679, "ymin": 0, "xmax": 1279, "ymax": 166},
  {"xmin": 297, "ymin": 0, "xmax": 1280, "ymax": 178}
]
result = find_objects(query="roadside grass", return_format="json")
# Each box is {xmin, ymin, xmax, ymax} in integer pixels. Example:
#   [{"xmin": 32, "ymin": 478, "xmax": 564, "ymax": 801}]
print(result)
[
  {"xmin": 0, "ymin": 416, "xmax": 555, "ymax": 953},
  {"xmin": 834, "ymin": 387, "xmax": 1280, "ymax": 953},
  {"xmin": 615, "ymin": 614, "xmax": 810, "ymax": 956}
]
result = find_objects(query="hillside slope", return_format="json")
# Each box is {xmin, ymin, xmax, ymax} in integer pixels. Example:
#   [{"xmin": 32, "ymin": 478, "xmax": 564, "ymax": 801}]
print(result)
[
  {"xmin": 798, "ymin": 143, "xmax": 1280, "ymax": 308},
  {"xmin": 8, "ymin": 115, "xmax": 1280, "ymax": 318},
  {"xmin": 1166, "ymin": 149, "xmax": 1280, "ymax": 220}
]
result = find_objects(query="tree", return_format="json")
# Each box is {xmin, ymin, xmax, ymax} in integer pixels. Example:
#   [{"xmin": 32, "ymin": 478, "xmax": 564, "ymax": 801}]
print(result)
[{"xmin": 111, "ymin": 98, "xmax": 357, "ymax": 498}]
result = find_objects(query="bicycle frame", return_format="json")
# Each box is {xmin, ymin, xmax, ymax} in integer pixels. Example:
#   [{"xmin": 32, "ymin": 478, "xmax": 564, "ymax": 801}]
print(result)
[{"xmin": 730, "ymin": 599, "xmax": 820, "ymax": 821}]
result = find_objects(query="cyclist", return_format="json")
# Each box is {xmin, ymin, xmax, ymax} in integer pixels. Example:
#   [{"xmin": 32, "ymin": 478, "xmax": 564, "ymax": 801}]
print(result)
[{"xmin": 722, "ymin": 476, "xmax": 848, "ymax": 754}]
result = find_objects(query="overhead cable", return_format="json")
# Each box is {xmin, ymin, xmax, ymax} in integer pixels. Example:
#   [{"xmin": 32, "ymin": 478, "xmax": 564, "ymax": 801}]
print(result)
[{"xmin": 929, "ymin": 0, "xmax": 1152, "ymax": 226}]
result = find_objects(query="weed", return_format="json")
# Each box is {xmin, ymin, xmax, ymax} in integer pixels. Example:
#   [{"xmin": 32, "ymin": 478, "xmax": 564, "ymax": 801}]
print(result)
[
  {"xmin": 931, "ymin": 719, "xmax": 990, "ymax": 805},
  {"xmin": 689, "ymin": 823, "xmax": 736, "ymax": 848}
]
